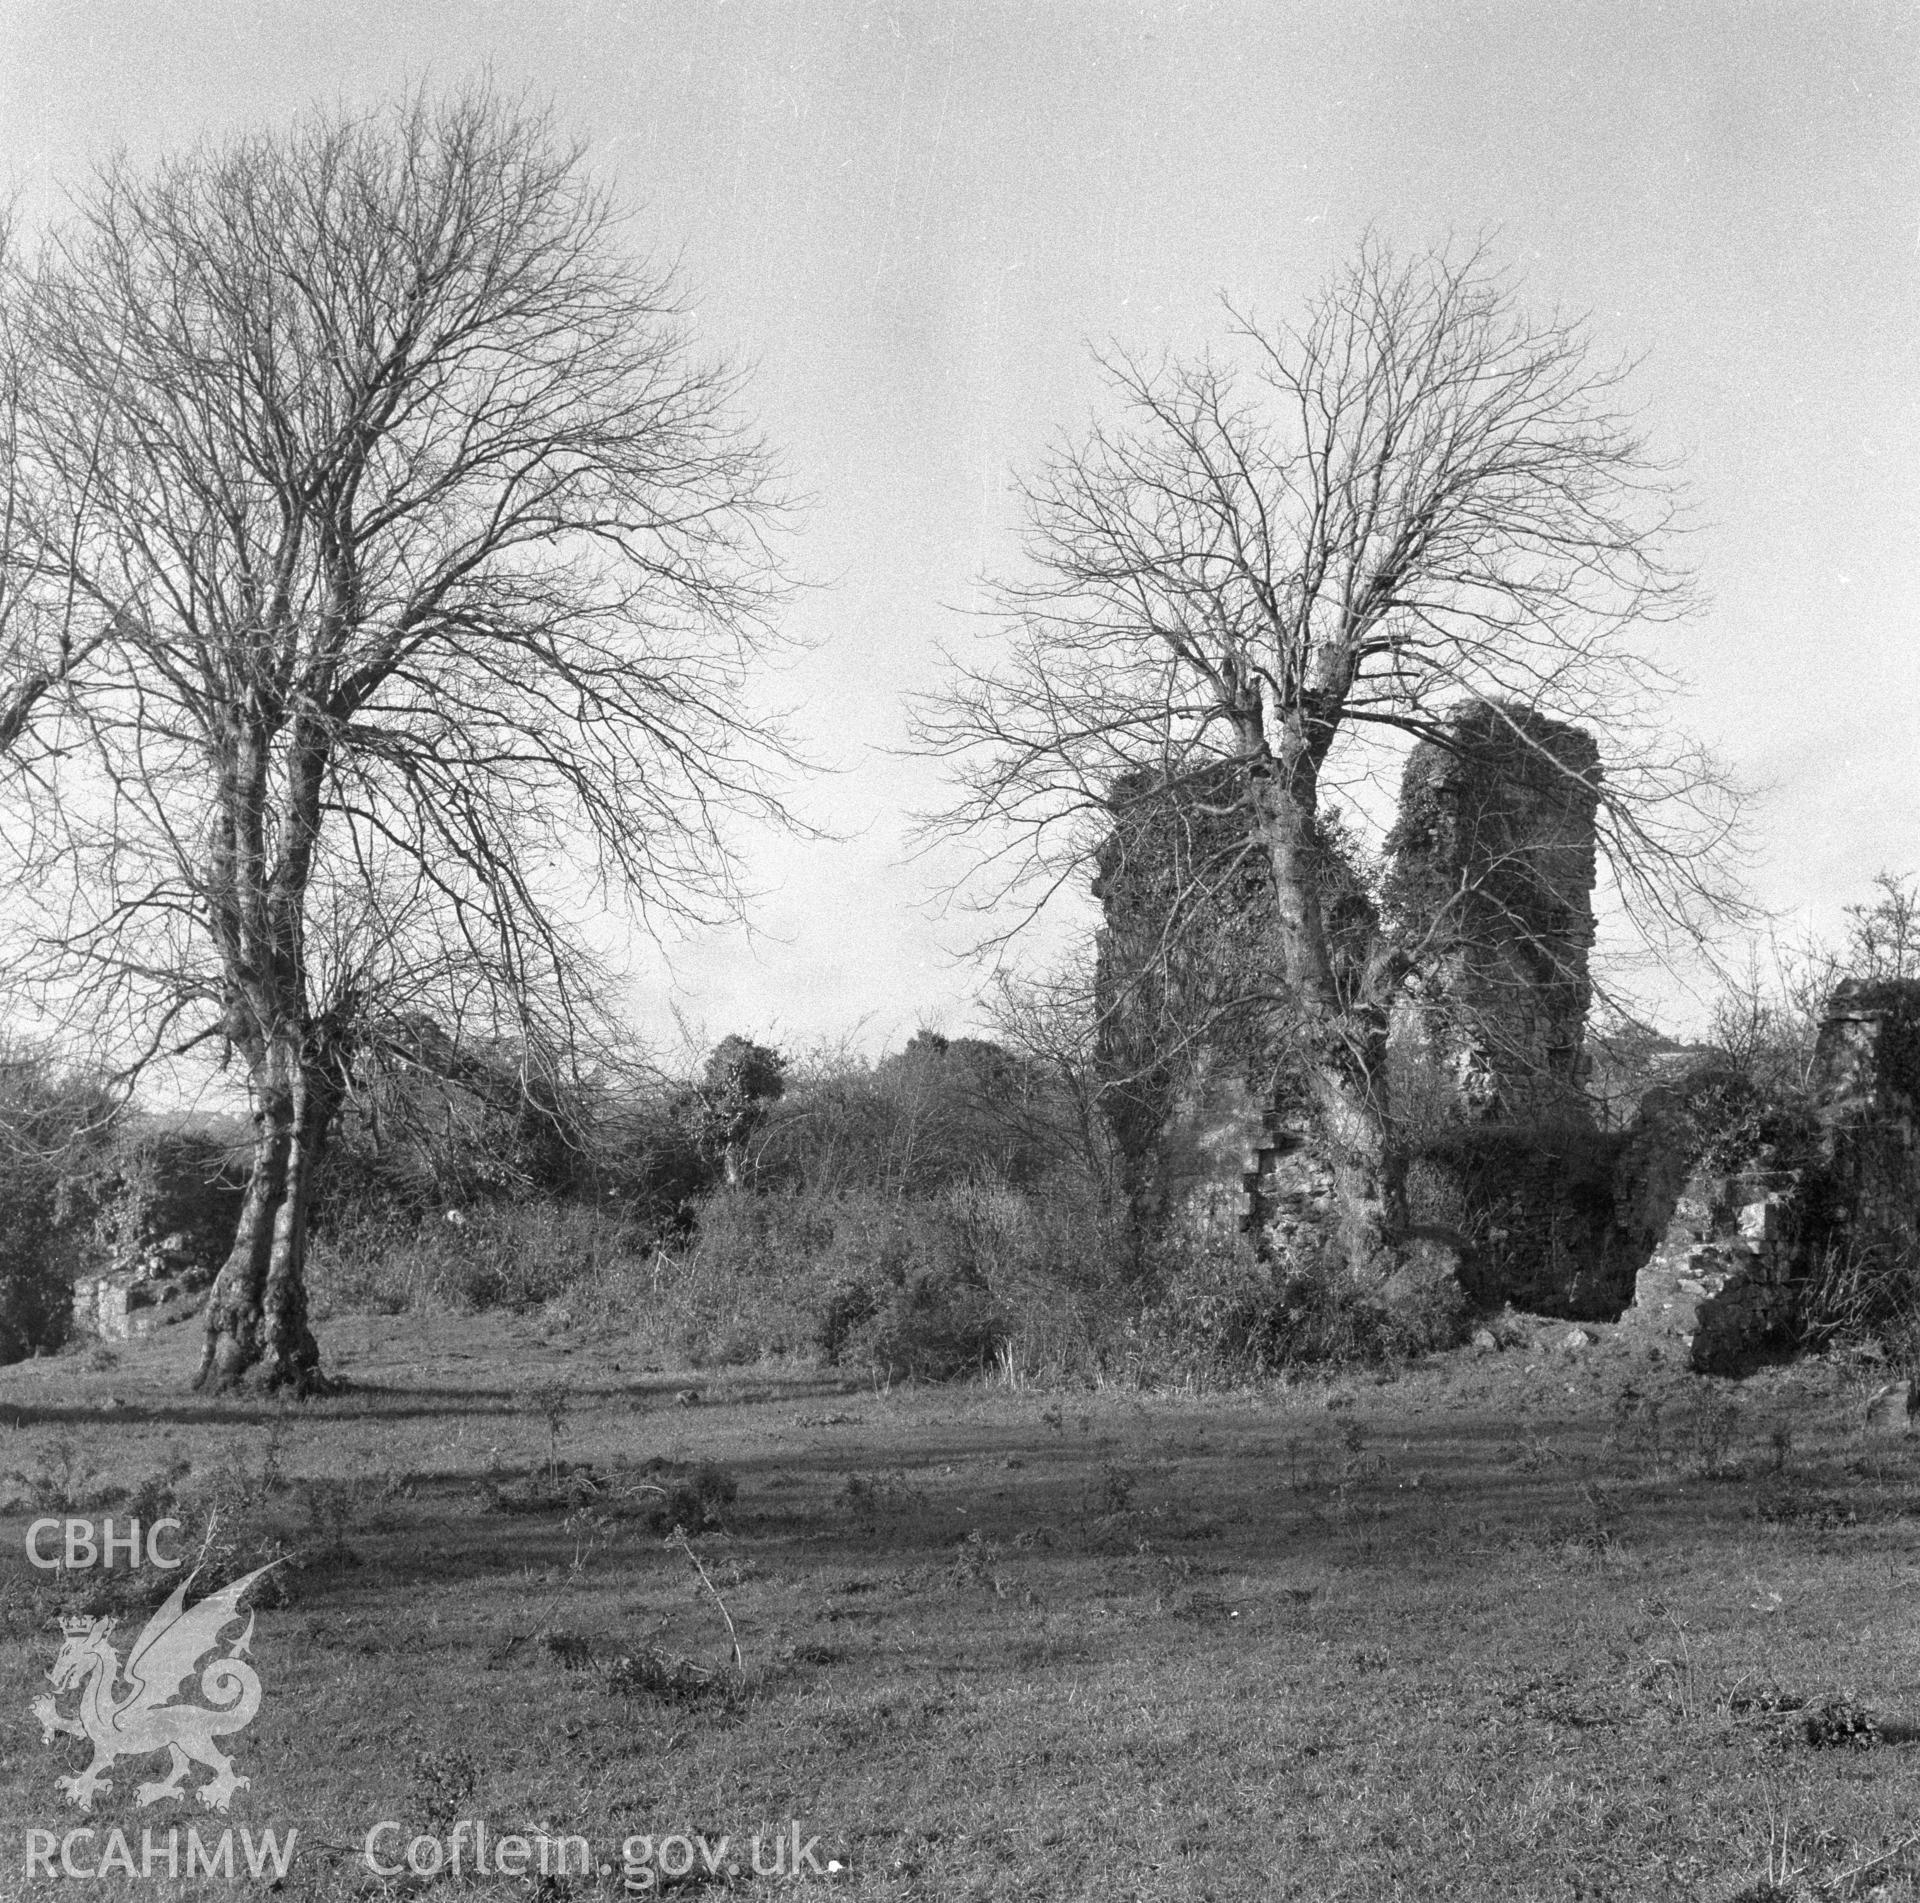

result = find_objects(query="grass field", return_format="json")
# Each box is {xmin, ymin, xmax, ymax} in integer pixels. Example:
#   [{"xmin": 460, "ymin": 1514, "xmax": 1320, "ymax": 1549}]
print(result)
[{"xmin": 3, "ymin": 1306, "xmax": 1920, "ymax": 1902}]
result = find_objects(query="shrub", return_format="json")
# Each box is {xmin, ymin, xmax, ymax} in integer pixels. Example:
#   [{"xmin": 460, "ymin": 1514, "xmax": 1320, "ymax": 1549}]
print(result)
[
  {"xmin": 1405, "ymin": 1120, "xmax": 1625, "ymax": 1313},
  {"xmin": 814, "ymin": 1277, "xmax": 880, "ymax": 1363},
  {"xmin": 71, "ymin": 1121, "xmax": 249, "ymax": 1275},
  {"xmin": 309, "ymin": 1134, "xmax": 435, "ymax": 1233},
  {"xmin": 308, "ymin": 1200, "xmax": 656, "ymax": 1319},
  {"xmin": 0, "ymin": 1047, "xmax": 122, "ymax": 1364},
  {"xmin": 305, "ymin": 1208, "xmax": 430, "ymax": 1316},
  {"xmin": 605, "ymin": 1096, "xmax": 716, "ymax": 1232},
  {"xmin": 635, "ymin": 1181, "xmax": 1117, "ymax": 1380},
  {"xmin": 835, "ymin": 1264, "xmax": 1010, "ymax": 1383},
  {"xmin": 810, "ymin": 1183, "xmax": 1117, "ymax": 1381},
  {"xmin": 644, "ymin": 1463, "xmax": 738, "ymax": 1533},
  {"xmin": 751, "ymin": 1034, "xmax": 1085, "ymax": 1198},
  {"xmin": 745, "ymin": 1068, "xmax": 899, "ymax": 1196},
  {"xmin": 315, "ymin": 1020, "xmax": 621, "ymax": 1217},
  {"xmin": 307, "ymin": 1146, "xmax": 1130, "ymax": 1384},
  {"xmin": 1800, "ymin": 1234, "xmax": 1920, "ymax": 1371},
  {"xmin": 0, "ymin": 1179, "xmax": 72, "ymax": 1364},
  {"xmin": 645, "ymin": 1189, "xmax": 841, "ymax": 1364},
  {"xmin": 1131, "ymin": 1226, "xmax": 1469, "ymax": 1384}
]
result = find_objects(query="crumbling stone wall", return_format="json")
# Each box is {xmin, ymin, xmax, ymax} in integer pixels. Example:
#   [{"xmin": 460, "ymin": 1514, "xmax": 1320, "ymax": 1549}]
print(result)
[
  {"xmin": 1087, "ymin": 706, "xmax": 1858, "ymax": 1358},
  {"xmin": 67, "ymin": 1125, "xmax": 246, "ymax": 1341},
  {"xmin": 1090, "ymin": 765, "xmax": 1285, "ymax": 1238},
  {"xmin": 1623, "ymin": 1172, "xmax": 1803, "ymax": 1373},
  {"xmin": 1805, "ymin": 979, "xmax": 1920, "ymax": 1273},
  {"xmin": 1385, "ymin": 703, "xmax": 1600, "ymax": 1122},
  {"xmin": 1615, "ymin": 982, "xmax": 1920, "ymax": 1374},
  {"xmin": 1093, "ymin": 720, "xmax": 1920, "ymax": 1366},
  {"xmin": 1357, "ymin": 703, "xmax": 1612, "ymax": 1307}
]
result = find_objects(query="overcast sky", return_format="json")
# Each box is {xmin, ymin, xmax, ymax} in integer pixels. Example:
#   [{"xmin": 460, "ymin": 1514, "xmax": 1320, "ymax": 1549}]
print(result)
[{"xmin": 2, "ymin": 0, "xmax": 1914, "ymax": 1059}]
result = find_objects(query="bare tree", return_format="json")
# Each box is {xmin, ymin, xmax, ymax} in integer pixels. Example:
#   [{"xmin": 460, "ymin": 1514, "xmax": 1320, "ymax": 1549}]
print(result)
[
  {"xmin": 0, "ymin": 212, "xmax": 113, "ymax": 761},
  {"xmin": 920, "ymin": 239, "xmax": 1742, "ymax": 1272},
  {"xmin": 1842, "ymin": 874, "xmax": 1920, "ymax": 985},
  {"xmin": 981, "ymin": 959, "xmax": 1128, "ymax": 1209},
  {"xmin": 0, "ymin": 90, "xmax": 799, "ymax": 1390}
]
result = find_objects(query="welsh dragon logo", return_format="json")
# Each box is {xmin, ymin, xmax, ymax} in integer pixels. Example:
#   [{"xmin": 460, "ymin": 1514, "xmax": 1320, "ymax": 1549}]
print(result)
[{"xmin": 31, "ymin": 1562, "xmax": 278, "ymax": 1812}]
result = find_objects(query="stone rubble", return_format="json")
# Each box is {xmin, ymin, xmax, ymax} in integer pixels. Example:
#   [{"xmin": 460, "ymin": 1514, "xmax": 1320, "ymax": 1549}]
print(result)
[
  {"xmin": 71, "ymin": 1230, "xmax": 215, "ymax": 1342},
  {"xmin": 1622, "ymin": 1184, "xmax": 1801, "ymax": 1374}
]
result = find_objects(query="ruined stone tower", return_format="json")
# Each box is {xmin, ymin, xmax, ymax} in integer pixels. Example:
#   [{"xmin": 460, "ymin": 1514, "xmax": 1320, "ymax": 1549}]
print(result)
[
  {"xmin": 1089, "ymin": 764, "xmax": 1372, "ymax": 1240},
  {"xmin": 1089, "ymin": 765, "xmax": 1282, "ymax": 1232},
  {"xmin": 1384, "ymin": 701, "xmax": 1600, "ymax": 1123},
  {"xmin": 1091, "ymin": 702, "xmax": 1603, "ymax": 1251}
]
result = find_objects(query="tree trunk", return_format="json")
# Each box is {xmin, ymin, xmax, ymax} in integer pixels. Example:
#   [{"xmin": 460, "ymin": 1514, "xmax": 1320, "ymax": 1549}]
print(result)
[
  {"xmin": 1252, "ymin": 741, "xmax": 1407, "ymax": 1275},
  {"xmin": 194, "ymin": 1034, "xmax": 327, "ymax": 1394},
  {"xmin": 1303, "ymin": 1024, "xmax": 1405, "ymax": 1275},
  {"xmin": 260, "ymin": 1062, "xmax": 327, "ymax": 1392}
]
